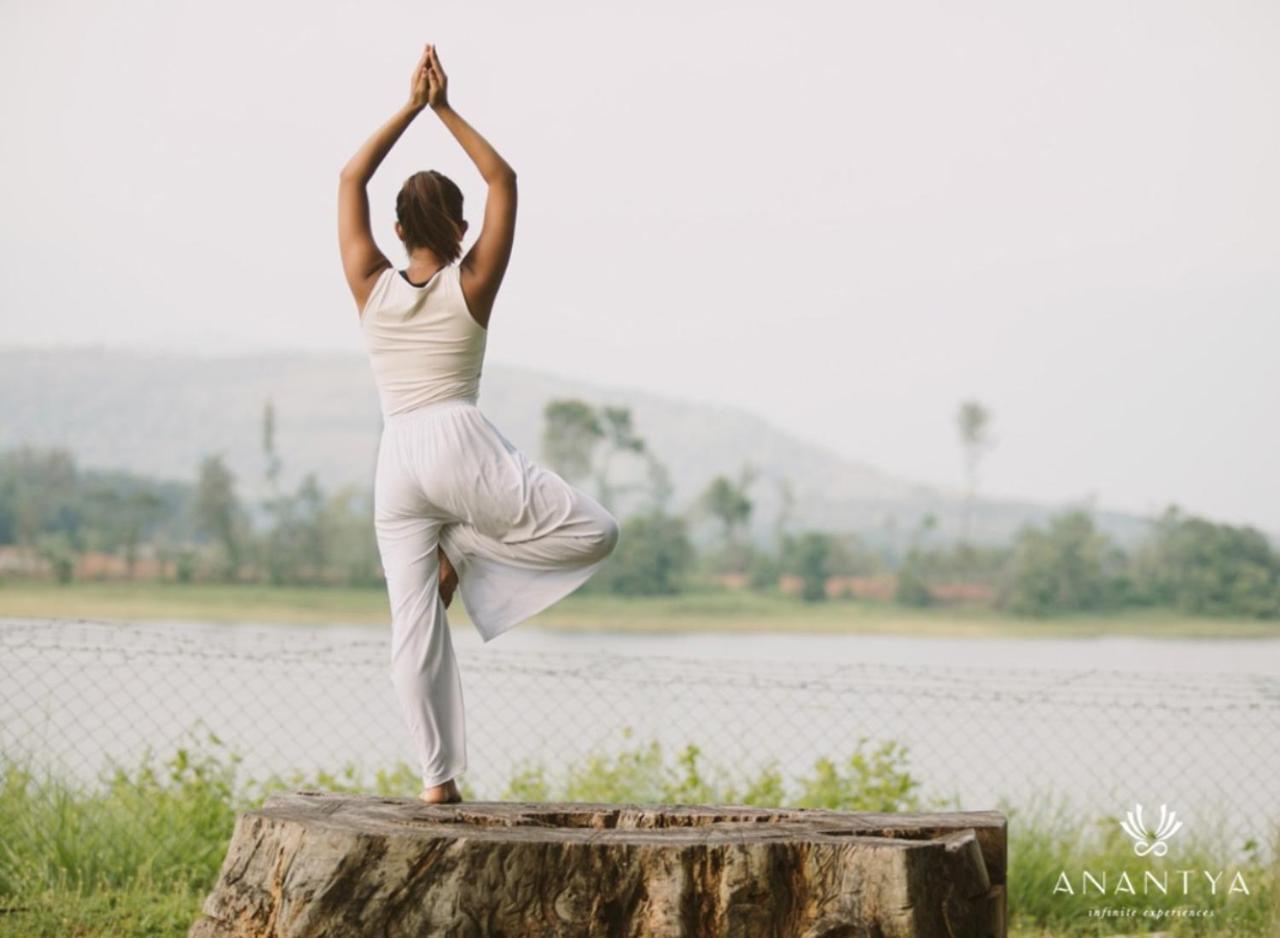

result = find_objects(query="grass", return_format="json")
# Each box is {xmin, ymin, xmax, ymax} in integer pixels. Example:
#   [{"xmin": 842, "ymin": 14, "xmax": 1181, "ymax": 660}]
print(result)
[
  {"xmin": 0, "ymin": 732, "xmax": 1275, "ymax": 936},
  {"xmin": 1004, "ymin": 793, "xmax": 1278, "ymax": 937},
  {"xmin": 3, "ymin": 579, "xmax": 1279, "ymax": 639}
]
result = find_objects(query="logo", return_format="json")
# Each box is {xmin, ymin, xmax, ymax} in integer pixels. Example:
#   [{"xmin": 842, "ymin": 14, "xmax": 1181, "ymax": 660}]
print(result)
[
  {"xmin": 1119, "ymin": 803, "xmax": 1183, "ymax": 857},
  {"xmin": 1052, "ymin": 801, "xmax": 1250, "ymax": 901}
]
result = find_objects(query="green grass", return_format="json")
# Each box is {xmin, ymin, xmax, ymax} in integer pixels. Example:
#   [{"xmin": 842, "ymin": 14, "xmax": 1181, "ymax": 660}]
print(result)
[
  {"xmin": 1004, "ymin": 792, "xmax": 1278, "ymax": 937},
  {"xmin": 1, "ymin": 732, "xmax": 1275, "ymax": 936},
  {"xmin": 3, "ymin": 579, "xmax": 1278, "ymax": 639}
]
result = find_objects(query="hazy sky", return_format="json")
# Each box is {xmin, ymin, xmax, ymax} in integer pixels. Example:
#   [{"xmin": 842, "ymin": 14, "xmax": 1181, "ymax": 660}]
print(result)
[{"xmin": 3, "ymin": 0, "xmax": 1278, "ymax": 530}]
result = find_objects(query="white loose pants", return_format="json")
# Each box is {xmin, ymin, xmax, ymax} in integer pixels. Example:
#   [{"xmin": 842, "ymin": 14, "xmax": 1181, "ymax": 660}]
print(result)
[{"xmin": 373, "ymin": 397, "xmax": 619, "ymax": 789}]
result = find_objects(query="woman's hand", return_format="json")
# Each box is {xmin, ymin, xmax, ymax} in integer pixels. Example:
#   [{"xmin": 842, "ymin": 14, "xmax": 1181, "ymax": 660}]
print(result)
[
  {"xmin": 408, "ymin": 43, "xmax": 449, "ymax": 112},
  {"xmin": 407, "ymin": 44, "xmax": 432, "ymax": 111},
  {"xmin": 425, "ymin": 44, "xmax": 449, "ymax": 110}
]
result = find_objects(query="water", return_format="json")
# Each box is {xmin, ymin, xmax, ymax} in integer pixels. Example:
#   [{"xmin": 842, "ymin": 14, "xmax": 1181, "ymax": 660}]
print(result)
[
  {"xmin": 492, "ymin": 625, "xmax": 1280, "ymax": 674},
  {"xmin": 3, "ymin": 617, "xmax": 1277, "ymax": 854}
]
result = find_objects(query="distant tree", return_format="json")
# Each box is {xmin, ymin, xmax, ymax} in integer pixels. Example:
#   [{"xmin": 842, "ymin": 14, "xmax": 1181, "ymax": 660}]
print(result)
[
  {"xmin": 260, "ymin": 398, "xmax": 298, "ymax": 583},
  {"xmin": 912, "ymin": 542, "xmax": 1010, "ymax": 585},
  {"xmin": 194, "ymin": 454, "xmax": 245, "ymax": 581},
  {"xmin": 747, "ymin": 548, "xmax": 783, "ymax": 591},
  {"xmin": 323, "ymin": 484, "xmax": 382, "ymax": 586},
  {"xmin": 262, "ymin": 399, "xmax": 283, "ymax": 493},
  {"xmin": 895, "ymin": 555, "xmax": 932, "ymax": 607},
  {"xmin": 601, "ymin": 511, "xmax": 695, "ymax": 596},
  {"xmin": 956, "ymin": 400, "xmax": 996, "ymax": 545},
  {"xmin": 253, "ymin": 400, "xmax": 335, "ymax": 585},
  {"xmin": 999, "ymin": 510, "xmax": 1124, "ymax": 615},
  {"xmin": 699, "ymin": 465, "xmax": 757, "ymax": 553},
  {"xmin": 295, "ymin": 472, "xmax": 328, "ymax": 580},
  {"xmin": 541, "ymin": 400, "xmax": 603, "ymax": 483},
  {"xmin": 880, "ymin": 512, "xmax": 902, "ymax": 566},
  {"xmin": 823, "ymin": 534, "xmax": 885, "ymax": 579},
  {"xmin": 542, "ymin": 399, "xmax": 649, "ymax": 513},
  {"xmin": 773, "ymin": 477, "xmax": 796, "ymax": 551},
  {"xmin": 262, "ymin": 492, "xmax": 298, "ymax": 585},
  {"xmin": 36, "ymin": 531, "xmax": 76, "ymax": 584},
  {"xmin": 1132, "ymin": 505, "xmax": 1280, "ymax": 618},
  {"xmin": 260, "ymin": 472, "xmax": 331, "ymax": 585},
  {"xmin": 644, "ymin": 452, "xmax": 675, "ymax": 515},
  {"xmin": 791, "ymin": 531, "xmax": 835, "ymax": 602},
  {"xmin": 0, "ymin": 446, "xmax": 79, "ymax": 552},
  {"xmin": 594, "ymin": 406, "xmax": 647, "ymax": 512},
  {"xmin": 895, "ymin": 513, "xmax": 938, "ymax": 607},
  {"xmin": 82, "ymin": 485, "xmax": 168, "ymax": 577}
]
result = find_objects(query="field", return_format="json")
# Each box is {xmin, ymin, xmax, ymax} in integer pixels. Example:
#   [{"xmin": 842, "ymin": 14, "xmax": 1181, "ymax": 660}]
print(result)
[{"xmin": 2, "ymin": 579, "xmax": 1279, "ymax": 639}]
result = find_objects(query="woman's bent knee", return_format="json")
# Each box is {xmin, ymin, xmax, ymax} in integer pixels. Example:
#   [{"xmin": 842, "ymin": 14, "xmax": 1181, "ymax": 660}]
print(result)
[{"xmin": 591, "ymin": 511, "xmax": 620, "ymax": 562}]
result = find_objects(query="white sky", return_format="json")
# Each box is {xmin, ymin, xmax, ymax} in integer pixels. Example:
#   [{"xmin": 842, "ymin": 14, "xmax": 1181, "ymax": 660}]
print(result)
[{"xmin": 2, "ymin": 0, "xmax": 1278, "ymax": 530}]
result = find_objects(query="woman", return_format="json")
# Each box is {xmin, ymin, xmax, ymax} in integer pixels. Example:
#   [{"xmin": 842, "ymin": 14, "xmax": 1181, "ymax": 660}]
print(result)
[{"xmin": 338, "ymin": 44, "xmax": 620, "ymax": 804}]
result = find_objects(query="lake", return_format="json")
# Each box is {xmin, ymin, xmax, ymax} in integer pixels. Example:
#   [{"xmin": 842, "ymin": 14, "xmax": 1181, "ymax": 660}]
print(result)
[{"xmin": 2, "ymin": 617, "xmax": 1277, "ymax": 855}]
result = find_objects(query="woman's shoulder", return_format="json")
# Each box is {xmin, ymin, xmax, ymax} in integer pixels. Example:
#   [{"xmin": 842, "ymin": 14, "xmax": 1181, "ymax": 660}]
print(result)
[
  {"xmin": 358, "ymin": 265, "xmax": 398, "ymax": 322},
  {"xmin": 454, "ymin": 260, "xmax": 491, "ymax": 331}
]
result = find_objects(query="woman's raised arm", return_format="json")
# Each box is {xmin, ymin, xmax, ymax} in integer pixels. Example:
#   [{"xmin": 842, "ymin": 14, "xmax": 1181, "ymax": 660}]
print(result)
[
  {"xmin": 424, "ymin": 45, "xmax": 517, "ymax": 330},
  {"xmin": 337, "ymin": 46, "xmax": 435, "ymax": 314}
]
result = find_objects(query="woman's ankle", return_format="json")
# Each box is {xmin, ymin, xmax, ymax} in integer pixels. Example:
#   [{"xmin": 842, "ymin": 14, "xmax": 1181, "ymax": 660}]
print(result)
[{"xmin": 419, "ymin": 779, "xmax": 461, "ymax": 803}]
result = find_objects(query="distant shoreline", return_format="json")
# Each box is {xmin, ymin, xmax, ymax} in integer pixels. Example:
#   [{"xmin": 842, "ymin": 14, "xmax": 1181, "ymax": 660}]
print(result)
[{"xmin": 2, "ymin": 582, "xmax": 1276, "ymax": 640}]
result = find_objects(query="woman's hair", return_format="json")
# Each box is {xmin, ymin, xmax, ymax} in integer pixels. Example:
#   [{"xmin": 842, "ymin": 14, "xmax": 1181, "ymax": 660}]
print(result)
[{"xmin": 396, "ymin": 170, "xmax": 465, "ymax": 263}]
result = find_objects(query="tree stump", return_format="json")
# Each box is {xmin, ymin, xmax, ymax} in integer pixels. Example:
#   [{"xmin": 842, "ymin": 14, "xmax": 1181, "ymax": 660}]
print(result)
[{"xmin": 189, "ymin": 790, "xmax": 1006, "ymax": 937}]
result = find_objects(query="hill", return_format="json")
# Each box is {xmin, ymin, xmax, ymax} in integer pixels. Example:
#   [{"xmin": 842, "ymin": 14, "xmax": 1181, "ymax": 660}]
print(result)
[{"xmin": 0, "ymin": 346, "xmax": 1155, "ymax": 550}]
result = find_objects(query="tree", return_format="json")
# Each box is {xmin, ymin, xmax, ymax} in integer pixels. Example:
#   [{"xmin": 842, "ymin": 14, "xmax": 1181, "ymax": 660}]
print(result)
[
  {"xmin": 541, "ymin": 400, "xmax": 603, "ymax": 484},
  {"xmin": 600, "ymin": 511, "xmax": 695, "ymax": 596},
  {"xmin": 194, "ymin": 454, "xmax": 245, "ymax": 581},
  {"xmin": 593, "ymin": 406, "xmax": 647, "ymax": 512},
  {"xmin": 295, "ymin": 473, "xmax": 329, "ymax": 580},
  {"xmin": 81, "ymin": 484, "xmax": 168, "ymax": 577},
  {"xmin": 541, "ymin": 399, "xmax": 649, "ymax": 513},
  {"xmin": 1132, "ymin": 505, "xmax": 1280, "ymax": 618},
  {"xmin": 261, "ymin": 398, "xmax": 294, "ymax": 583},
  {"xmin": 644, "ymin": 452, "xmax": 675, "ymax": 515},
  {"xmin": 262, "ymin": 399, "xmax": 283, "ymax": 494},
  {"xmin": 895, "ymin": 513, "xmax": 938, "ymax": 607},
  {"xmin": 260, "ymin": 472, "xmax": 332, "ymax": 586},
  {"xmin": 773, "ymin": 477, "xmax": 796, "ymax": 551},
  {"xmin": 791, "ymin": 531, "xmax": 835, "ymax": 602},
  {"xmin": 699, "ymin": 464, "xmax": 757, "ymax": 558},
  {"xmin": 999, "ymin": 510, "xmax": 1123, "ymax": 615},
  {"xmin": 0, "ymin": 446, "xmax": 79, "ymax": 554},
  {"xmin": 323, "ymin": 483, "xmax": 382, "ymax": 586},
  {"xmin": 737, "ymin": 477, "xmax": 796, "ymax": 592},
  {"xmin": 956, "ymin": 400, "xmax": 996, "ymax": 545},
  {"xmin": 36, "ymin": 531, "xmax": 76, "ymax": 584}
]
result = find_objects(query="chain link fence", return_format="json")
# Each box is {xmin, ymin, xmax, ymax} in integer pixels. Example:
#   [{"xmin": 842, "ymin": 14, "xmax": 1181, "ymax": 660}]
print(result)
[{"xmin": 2, "ymin": 616, "xmax": 1277, "ymax": 860}]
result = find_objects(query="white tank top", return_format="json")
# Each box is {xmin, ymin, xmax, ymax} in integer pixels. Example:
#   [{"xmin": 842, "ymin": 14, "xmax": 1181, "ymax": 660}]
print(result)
[{"xmin": 359, "ymin": 262, "xmax": 488, "ymax": 417}]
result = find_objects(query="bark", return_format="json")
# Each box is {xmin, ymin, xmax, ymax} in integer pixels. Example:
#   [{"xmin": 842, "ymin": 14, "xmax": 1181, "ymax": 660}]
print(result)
[{"xmin": 189, "ymin": 791, "xmax": 1006, "ymax": 937}]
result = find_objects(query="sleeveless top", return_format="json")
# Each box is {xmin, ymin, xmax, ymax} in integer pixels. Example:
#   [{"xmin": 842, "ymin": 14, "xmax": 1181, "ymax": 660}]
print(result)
[{"xmin": 359, "ymin": 263, "xmax": 488, "ymax": 417}]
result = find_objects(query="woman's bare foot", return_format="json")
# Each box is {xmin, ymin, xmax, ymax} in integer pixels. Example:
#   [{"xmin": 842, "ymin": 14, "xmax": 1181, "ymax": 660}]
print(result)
[
  {"xmin": 438, "ymin": 546, "xmax": 458, "ymax": 608},
  {"xmin": 419, "ymin": 778, "xmax": 462, "ymax": 804}
]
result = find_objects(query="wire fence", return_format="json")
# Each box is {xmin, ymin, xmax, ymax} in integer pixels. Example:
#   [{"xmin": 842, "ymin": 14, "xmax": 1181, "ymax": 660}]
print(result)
[{"xmin": 2, "ymin": 616, "xmax": 1278, "ymax": 860}]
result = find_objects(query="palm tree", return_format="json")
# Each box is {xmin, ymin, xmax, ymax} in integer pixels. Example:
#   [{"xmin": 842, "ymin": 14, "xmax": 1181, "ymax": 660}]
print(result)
[
  {"xmin": 699, "ymin": 464, "xmax": 758, "ymax": 556},
  {"xmin": 956, "ymin": 400, "xmax": 995, "ymax": 544}
]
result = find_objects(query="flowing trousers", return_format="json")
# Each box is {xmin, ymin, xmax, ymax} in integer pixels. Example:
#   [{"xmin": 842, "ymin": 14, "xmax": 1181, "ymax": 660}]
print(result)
[{"xmin": 373, "ymin": 397, "xmax": 620, "ymax": 788}]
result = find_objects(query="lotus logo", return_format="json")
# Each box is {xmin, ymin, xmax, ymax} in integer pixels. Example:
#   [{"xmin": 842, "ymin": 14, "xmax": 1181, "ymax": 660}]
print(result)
[{"xmin": 1120, "ymin": 803, "xmax": 1183, "ymax": 857}]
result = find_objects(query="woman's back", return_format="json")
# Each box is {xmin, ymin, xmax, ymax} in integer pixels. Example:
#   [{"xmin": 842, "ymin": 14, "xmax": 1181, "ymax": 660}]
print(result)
[{"xmin": 360, "ymin": 262, "xmax": 489, "ymax": 418}]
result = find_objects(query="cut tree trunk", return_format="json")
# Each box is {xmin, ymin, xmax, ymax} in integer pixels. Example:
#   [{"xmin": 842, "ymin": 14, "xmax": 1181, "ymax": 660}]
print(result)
[{"xmin": 189, "ymin": 791, "xmax": 1006, "ymax": 937}]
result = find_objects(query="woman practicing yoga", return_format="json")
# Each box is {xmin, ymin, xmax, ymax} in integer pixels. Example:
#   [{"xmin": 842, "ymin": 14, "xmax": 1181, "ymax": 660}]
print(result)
[{"xmin": 338, "ymin": 44, "xmax": 620, "ymax": 804}]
